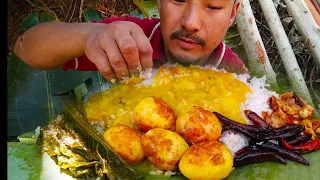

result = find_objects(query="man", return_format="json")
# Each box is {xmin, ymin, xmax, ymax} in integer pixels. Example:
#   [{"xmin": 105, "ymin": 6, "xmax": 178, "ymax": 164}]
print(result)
[{"xmin": 14, "ymin": 0, "xmax": 247, "ymax": 82}]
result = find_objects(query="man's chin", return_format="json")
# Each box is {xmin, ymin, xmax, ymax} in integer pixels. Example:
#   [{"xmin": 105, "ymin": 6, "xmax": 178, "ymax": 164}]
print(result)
[{"xmin": 166, "ymin": 50, "xmax": 201, "ymax": 65}]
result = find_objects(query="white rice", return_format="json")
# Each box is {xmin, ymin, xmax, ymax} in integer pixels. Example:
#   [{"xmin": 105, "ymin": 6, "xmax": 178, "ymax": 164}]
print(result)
[
  {"xmin": 138, "ymin": 68, "xmax": 160, "ymax": 86},
  {"xmin": 90, "ymin": 120, "xmax": 106, "ymax": 135},
  {"xmin": 219, "ymin": 130, "xmax": 250, "ymax": 157},
  {"xmin": 219, "ymin": 75, "xmax": 279, "ymax": 156},
  {"xmin": 149, "ymin": 168, "xmax": 177, "ymax": 177},
  {"xmin": 241, "ymin": 76, "xmax": 279, "ymax": 118}
]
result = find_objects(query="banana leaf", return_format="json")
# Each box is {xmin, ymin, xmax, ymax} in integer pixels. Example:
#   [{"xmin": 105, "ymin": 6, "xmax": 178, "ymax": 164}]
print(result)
[
  {"xmin": 226, "ymin": 151, "xmax": 320, "ymax": 180},
  {"xmin": 8, "ymin": 75, "xmax": 320, "ymax": 180},
  {"xmin": 8, "ymin": 12, "xmax": 90, "ymax": 139},
  {"xmin": 8, "ymin": 142, "xmax": 43, "ymax": 180}
]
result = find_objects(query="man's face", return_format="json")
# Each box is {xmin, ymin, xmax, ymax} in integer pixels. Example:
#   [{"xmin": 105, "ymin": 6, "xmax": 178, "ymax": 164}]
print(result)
[{"xmin": 158, "ymin": 0, "xmax": 240, "ymax": 65}]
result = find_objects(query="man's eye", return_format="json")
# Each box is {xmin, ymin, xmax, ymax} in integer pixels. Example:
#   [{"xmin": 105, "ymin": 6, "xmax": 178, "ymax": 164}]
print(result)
[
  {"xmin": 174, "ymin": 0, "xmax": 185, "ymax": 2},
  {"xmin": 207, "ymin": 6, "xmax": 222, "ymax": 10}
]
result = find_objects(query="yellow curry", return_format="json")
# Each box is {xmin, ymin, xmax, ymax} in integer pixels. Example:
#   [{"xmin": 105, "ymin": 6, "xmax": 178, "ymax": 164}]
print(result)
[{"xmin": 84, "ymin": 65, "xmax": 252, "ymax": 129}]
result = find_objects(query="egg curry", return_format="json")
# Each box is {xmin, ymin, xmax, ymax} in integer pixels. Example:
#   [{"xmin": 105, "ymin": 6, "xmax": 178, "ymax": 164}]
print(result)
[
  {"xmin": 179, "ymin": 140, "xmax": 234, "ymax": 180},
  {"xmin": 85, "ymin": 65, "xmax": 251, "ymax": 129},
  {"xmin": 176, "ymin": 106, "xmax": 222, "ymax": 144},
  {"xmin": 84, "ymin": 65, "xmax": 252, "ymax": 179}
]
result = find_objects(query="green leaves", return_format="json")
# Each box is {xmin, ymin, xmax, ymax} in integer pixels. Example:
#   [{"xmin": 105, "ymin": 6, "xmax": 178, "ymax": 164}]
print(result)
[{"xmin": 133, "ymin": 0, "xmax": 159, "ymax": 18}]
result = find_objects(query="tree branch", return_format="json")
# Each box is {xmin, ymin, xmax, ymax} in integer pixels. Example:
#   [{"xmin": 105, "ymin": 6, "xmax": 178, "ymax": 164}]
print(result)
[
  {"xmin": 283, "ymin": 0, "xmax": 320, "ymax": 67},
  {"xmin": 235, "ymin": 0, "xmax": 279, "ymax": 90}
]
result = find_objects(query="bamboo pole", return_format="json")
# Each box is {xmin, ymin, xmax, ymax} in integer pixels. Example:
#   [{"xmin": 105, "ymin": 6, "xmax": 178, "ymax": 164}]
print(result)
[
  {"xmin": 235, "ymin": 0, "xmax": 279, "ymax": 90},
  {"xmin": 305, "ymin": 0, "xmax": 320, "ymax": 26},
  {"xmin": 283, "ymin": 0, "xmax": 320, "ymax": 67},
  {"xmin": 258, "ymin": 0, "xmax": 315, "ymax": 107}
]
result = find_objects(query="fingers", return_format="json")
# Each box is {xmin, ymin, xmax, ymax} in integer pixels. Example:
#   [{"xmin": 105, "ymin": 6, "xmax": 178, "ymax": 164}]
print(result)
[
  {"xmin": 88, "ymin": 22, "xmax": 154, "ymax": 82},
  {"xmin": 99, "ymin": 36, "xmax": 130, "ymax": 80},
  {"xmin": 131, "ymin": 27, "xmax": 153, "ymax": 69},
  {"xmin": 85, "ymin": 44, "xmax": 117, "ymax": 82},
  {"xmin": 112, "ymin": 31, "xmax": 141, "ymax": 76}
]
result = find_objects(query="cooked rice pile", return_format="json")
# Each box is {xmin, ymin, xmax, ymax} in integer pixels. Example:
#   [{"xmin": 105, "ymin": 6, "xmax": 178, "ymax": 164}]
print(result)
[{"xmin": 84, "ymin": 64, "xmax": 279, "ymax": 156}]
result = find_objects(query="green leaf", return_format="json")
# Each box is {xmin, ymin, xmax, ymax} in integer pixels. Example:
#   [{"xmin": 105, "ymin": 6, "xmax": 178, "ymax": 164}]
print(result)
[
  {"xmin": 131, "ymin": 160, "xmax": 188, "ymax": 180},
  {"xmin": 130, "ymin": 9, "xmax": 147, "ymax": 19},
  {"xmin": 82, "ymin": 9, "xmax": 103, "ymax": 22},
  {"xmin": 9, "ymin": 136, "xmax": 320, "ymax": 180},
  {"xmin": 8, "ymin": 12, "xmax": 90, "ymax": 138},
  {"xmin": 48, "ymin": 68, "xmax": 90, "ymax": 95},
  {"xmin": 19, "ymin": 13, "xmax": 40, "ymax": 32},
  {"xmin": 132, "ymin": 0, "xmax": 159, "ymax": 18},
  {"xmin": 8, "ymin": 52, "xmax": 54, "ymax": 137},
  {"xmin": 227, "ymin": 151, "xmax": 320, "ymax": 180},
  {"xmin": 8, "ymin": 142, "xmax": 43, "ymax": 180},
  {"xmin": 39, "ymin": 12, "xmax": 57, "ymax": 22},
  {"xmin": 17, "ymin": 126, "xmax": 41, "ymax": 144}
]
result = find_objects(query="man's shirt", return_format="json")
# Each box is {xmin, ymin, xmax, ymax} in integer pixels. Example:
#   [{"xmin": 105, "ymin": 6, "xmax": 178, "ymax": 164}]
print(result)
[{"xmin": 63, "ymin": 16, "xmax": 248, "ymax": 74}]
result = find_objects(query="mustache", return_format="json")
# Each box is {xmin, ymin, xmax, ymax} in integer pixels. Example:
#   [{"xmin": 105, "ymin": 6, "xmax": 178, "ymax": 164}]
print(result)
[{"xmin": 170, "ymin": 29, "xmax": 206, "ymax": 47}]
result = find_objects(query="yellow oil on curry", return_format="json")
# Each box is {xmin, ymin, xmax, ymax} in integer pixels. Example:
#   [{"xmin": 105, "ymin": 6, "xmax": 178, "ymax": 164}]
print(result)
[{"xmin": 84, "ymin": 65, "xmax": 252, "ymax": 129}]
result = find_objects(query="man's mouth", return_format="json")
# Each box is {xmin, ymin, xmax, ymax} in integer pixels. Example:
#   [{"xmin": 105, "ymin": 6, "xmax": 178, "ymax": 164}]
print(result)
[
  {"xmin": 176, "ymin": 38, "xmax": 201, "ymax": 50},
  {"xmin": 178, "ymin": 38, "xmax": 199, "ymax": 44},
  {"xmin": 170, "ymin": 29, "xmax": 206, "ymax": 48}
]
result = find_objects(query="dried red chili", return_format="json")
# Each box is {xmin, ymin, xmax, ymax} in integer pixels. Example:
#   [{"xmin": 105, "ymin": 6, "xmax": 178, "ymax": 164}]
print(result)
[{"xmin": 281, "ymin": 138, "xmax": 320, "ymax": 153}]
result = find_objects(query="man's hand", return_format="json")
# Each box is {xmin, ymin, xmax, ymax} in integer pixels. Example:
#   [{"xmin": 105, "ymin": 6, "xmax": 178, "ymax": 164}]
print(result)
[
  {"xmin": 84, "ymin": 21, "xmax": 153, "ymax": 82},
  {"xmin": 14, "ymin": 21, "xmax": 153, "ymax": 82}
]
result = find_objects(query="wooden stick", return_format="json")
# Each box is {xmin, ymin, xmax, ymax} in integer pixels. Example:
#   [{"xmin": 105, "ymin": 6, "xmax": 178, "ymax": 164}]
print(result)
[
  {"xmin": 235, "ymin": 0, "xmax": 279, "ymax": 90},
  {"xmin": 66, "ymin": 0, "xmax": 74, "ymax": 19},
  {"xmin": 283, "ymin": 0, "xmax": 320, "ymax": 67},
  {"xmin": 68, "ymin": 0, "xmax": 77, "ymax": 23},
  {"xmin": 258, "ymin": 0, "xmax": 315, "ymax": 107},
  {"xmin": 79, "ymin": 0, "xmax": 85, "ymax": 22}
]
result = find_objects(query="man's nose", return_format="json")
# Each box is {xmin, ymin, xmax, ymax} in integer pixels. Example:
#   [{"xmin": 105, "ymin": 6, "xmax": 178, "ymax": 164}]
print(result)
[{"xmin": 180, "ymin": 3, "xmax": 202, "ymax": 32}]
